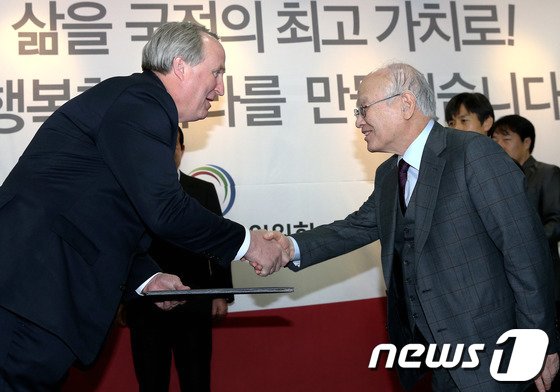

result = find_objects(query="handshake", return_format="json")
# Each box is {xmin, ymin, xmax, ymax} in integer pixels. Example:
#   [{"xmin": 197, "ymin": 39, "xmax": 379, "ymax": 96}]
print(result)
[
  {"xmin": 144, "ymin": 230, "xmax": 294, "ymax": 311},
  {"xmin": 243, "ymin": 230, "xmax": 295, "ymax": 277}
]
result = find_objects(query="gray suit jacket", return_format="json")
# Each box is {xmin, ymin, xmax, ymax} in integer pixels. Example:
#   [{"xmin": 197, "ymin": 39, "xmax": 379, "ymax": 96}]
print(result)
[{"xmin": 290, "ymin": 122, "xmax": 558, "ymax": 391}]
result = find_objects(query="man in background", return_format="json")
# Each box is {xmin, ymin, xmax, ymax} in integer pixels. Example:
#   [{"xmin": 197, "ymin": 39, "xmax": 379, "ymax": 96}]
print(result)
[
  {"xmin": 444, "ymin": 92, "xmax": 494, "ymax": 135},
  {"xmin": 126, "ymin": 128, "xmax": 233, "ymax": 392},
  {"xmin": 490, "ymin": 114, "xmax": 560, "ymax": 323}
]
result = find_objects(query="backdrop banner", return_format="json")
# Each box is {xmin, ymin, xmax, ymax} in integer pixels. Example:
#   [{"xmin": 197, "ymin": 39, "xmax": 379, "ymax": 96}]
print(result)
[{"xmin": 1, "ymin": 1, "xmax": 559, "ymax": 391}]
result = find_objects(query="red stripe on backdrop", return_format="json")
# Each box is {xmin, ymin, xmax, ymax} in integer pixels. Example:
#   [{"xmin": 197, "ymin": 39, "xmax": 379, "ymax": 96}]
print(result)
[{"xmin": 63, "ymin": 297, "xmax": 431, "ymax": 391}]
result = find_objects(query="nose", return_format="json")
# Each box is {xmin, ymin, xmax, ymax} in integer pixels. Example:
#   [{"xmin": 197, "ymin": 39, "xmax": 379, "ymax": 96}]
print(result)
[
  {"xmin": 355, "ymin": 114, "xmax": 365, "ymax": 129},
  {"xmin": 215, "ymin": 74, "xmax": 225, "ymax": 96}
]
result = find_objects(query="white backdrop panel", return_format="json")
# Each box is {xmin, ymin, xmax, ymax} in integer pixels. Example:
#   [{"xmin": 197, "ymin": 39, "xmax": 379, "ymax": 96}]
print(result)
[{"xmin": 1, "ymin": 0, "xmax": 559, "ymax": 312}]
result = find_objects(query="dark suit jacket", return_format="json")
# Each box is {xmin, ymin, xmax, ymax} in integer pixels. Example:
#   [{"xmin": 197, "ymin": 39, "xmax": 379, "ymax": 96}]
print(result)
[
  {"xmin": 290, "ymin": 122, "xmax": 558, "ymax": 391},
  {"xmin": 522, "ymin": 156, "xmax": 560, "ymax": 270},
  {"xmin": 125, "ymin": 172, "xmax": 233, "ymax": 355},
  {"xmin": 149, "ymin": 172, "xmax": 234, "ymax": 296},
  {"xmin": 0, "ymin": 71, "xmax": 244, "ymax": 364}
]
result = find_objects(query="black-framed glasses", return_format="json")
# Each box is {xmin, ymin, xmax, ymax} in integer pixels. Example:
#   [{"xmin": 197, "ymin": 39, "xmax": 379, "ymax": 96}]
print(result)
[{"xmin": 354, "ymin": 93, "xmax": 401, "ymax": 117}]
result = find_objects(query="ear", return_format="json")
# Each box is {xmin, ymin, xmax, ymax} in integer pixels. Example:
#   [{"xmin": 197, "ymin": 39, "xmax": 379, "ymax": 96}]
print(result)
[
  {"xmin": 400, "ymin": 91, "xmax": 416, "ymax": 120},
  {"xmin": 482, "ymin": 116, "xmax": 494, "ymax": 133},
  {"xmin": 171, "ymin": 57, "xmax": 187, "ymax": 81},
  {"xmin": 523, "ymin": 137, "xmax": 532, "ymax": 152}
]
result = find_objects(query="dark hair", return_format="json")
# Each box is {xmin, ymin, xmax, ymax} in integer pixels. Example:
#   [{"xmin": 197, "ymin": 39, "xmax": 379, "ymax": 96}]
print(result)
[
  {"xmin": 489, "ymin": 114, "xmax": 535, "ymax": 153},
  {"xmin": 444, "ymin": 92, "xmax": 494, "ymax": 124}
]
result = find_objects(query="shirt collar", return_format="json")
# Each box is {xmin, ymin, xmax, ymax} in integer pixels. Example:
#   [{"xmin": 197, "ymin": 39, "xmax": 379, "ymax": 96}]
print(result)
[{"xmin": 399, "ymin": 119, "xmax": 434, "ymax": 170}]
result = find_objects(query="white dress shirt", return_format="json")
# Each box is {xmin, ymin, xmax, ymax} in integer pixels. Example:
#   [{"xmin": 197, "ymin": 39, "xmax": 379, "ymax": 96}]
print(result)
[{"xmin": 399, "ymin": 119, "xmax": 434, "ymax": 206}]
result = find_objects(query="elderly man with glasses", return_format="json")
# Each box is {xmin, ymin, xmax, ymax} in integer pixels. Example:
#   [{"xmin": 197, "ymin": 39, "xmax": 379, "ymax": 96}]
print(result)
[{"xmin": 265, "ymin": 62, "xmax": 559, "ymax": 392}]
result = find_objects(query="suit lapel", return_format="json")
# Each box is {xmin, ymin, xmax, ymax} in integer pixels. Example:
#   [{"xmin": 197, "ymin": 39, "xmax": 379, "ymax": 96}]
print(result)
[
  {"xmin": 414, "ymin": 123, "xmax": 446, "ymax": 261},
  {"xmin": 378, "ymin": 156, "xmax": 399, "ymax": 284}
]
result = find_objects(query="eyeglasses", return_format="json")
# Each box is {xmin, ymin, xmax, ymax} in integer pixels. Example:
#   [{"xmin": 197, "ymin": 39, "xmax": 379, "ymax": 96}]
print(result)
[{"xmin": 354, "ymin": 93, "xmax": 401, "ymax": 118}]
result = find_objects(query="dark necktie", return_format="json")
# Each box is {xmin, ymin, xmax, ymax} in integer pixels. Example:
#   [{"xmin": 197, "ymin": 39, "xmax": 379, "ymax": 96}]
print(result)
[{"xmin": 398, "ymin": 159, "xmax": 410, "ymax": 213}]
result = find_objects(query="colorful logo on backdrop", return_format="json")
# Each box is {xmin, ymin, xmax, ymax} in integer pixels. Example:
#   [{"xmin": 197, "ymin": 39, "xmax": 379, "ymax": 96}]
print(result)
[{"xmin": 189, "ymin": 165, "xmax": 236, "ymax": 215}]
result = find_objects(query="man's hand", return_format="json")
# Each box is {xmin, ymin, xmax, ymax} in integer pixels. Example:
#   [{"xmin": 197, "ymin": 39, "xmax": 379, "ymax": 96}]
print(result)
[
  {"xmin": 263, "ymin": 230, "xmax": 294, "ymax": 260},
  {"xmin": 212, "ymin": 298, "xmax": 228, "ymax": 320},
  {"xmin": 142, "ymin": 273, "xmax": 189, "ymax": 310},
  {"xmin": 535, "ymin": 353, "xmax": 559, "ymax": 392},
  {"xmin": 244, "ymin": 229, "xmax": 290, "ymax": 276}
]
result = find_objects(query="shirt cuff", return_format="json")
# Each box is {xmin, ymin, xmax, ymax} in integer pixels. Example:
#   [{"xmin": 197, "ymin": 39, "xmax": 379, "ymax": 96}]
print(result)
[
  {"xmin": 136, "ymin": 272, "xmax": 161, "ymax": 295},
  {"xmin": 234, "ymin": 227, "xmax": 251, "ymax": 260},
  {"xmin": 289, "ymin": 236, "xmax": 301, "ymax": 267}
]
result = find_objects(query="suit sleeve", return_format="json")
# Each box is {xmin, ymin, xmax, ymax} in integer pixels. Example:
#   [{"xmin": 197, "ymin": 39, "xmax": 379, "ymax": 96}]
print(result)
[
  {"xmin": 289, "ymin": 184, "xmax": 381, "ymax": 271},
  {"xmin": 203, "ymin": 181, "xmax": 234, "ymax": 301},
  {"xmin": 465, "ymin": 136, "xmax": 559, "ymax": 351},
  {"xmin": 123, "ymin": 252, "xmax": 161, "ymax": 300},
  {"xmin": 540, "ymin": 165, "xmax": 560, "ymax": 244},
  {"xmin": 96, "ymin": 84, "xmax": 244, "ymax": 266}
]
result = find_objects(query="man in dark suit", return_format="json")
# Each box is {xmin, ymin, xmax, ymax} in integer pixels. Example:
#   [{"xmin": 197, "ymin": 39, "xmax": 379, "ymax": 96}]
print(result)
[
  {"xmin": 0, "ymin": 22, "xmax": 286, "ymax": 390},
  {"xmin": 126, "ymin": 128, "xmax": 233, "ymax": 391},
  {"xmin": 489, "ymin": 115, "xmax": 560, "ymax": 320},
  {"xmin": 266, "ymin": 63, "xmax": 559, "ymax": 391}
]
